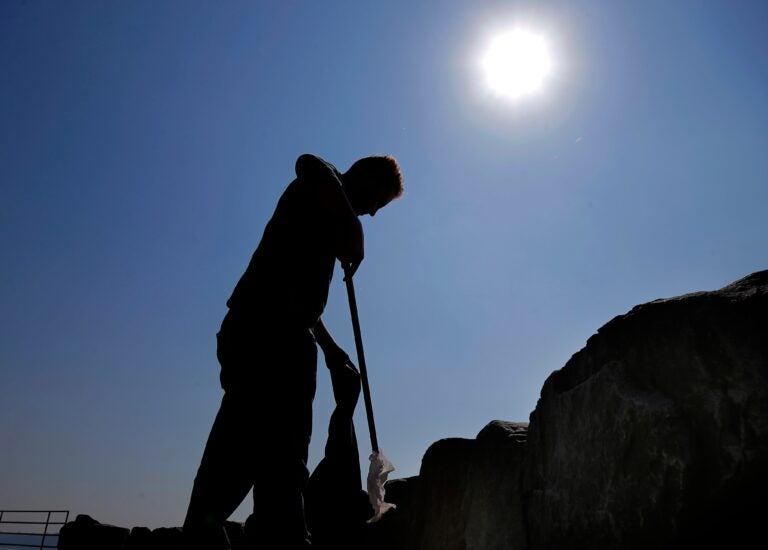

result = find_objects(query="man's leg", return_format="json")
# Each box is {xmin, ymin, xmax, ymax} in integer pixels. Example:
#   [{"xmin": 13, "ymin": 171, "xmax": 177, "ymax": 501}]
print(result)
[
  {"xmin": 184, "ymin": 392, "xmax": 255, "ymax": 548},
  {"xmin": 248, "ymin": 456, "xmax": 311, "ymax": 549},
  {"xmin": 245, "ymin": 333, "xmax": 317, "ymax": 549}
]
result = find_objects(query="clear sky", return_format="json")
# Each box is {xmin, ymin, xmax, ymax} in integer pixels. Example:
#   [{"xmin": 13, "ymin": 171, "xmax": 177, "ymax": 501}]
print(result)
[{"xmin": 2, "ymin": 0, "xmax": 767, "ymax": 529}]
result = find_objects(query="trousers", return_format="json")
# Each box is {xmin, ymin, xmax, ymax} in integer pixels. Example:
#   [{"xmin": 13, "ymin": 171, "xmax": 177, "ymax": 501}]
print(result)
[{"xmin": 184, "ymin": 318, "xmax": 317, "ymax": 549}]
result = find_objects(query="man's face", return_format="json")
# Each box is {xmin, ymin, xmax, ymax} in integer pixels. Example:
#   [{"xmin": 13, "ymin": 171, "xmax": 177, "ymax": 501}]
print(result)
[{"xmin": 363, "ymin": 183, "xmax": 395, "ymax": 217}]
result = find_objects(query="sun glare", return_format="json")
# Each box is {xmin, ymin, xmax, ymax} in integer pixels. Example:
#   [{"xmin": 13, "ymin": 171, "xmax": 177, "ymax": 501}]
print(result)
[{"xmin": 482, "ymin": 29, "xmax": 553, "ymax": 99}]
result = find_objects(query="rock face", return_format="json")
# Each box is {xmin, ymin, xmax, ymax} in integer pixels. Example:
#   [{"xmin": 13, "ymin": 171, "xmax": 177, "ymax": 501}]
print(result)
[{"xmin": 524, "ymin": 270, "xmax": 768, "ymax": 549}]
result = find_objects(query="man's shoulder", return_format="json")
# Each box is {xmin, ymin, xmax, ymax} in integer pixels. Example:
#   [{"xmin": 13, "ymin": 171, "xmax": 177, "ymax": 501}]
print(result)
[{"xmin": 295, "ymin": 154, "xmax": 342, "ymax": 182}]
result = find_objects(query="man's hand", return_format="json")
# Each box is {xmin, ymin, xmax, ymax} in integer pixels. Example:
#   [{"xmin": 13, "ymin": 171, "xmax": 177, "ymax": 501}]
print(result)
[
  {"xmin": 338, "ymin": 217, "xmax": 364, "ymax": 278},
  {"xmin": 323, "ymin": 342, "xmax": 358, "ymax": 374}
]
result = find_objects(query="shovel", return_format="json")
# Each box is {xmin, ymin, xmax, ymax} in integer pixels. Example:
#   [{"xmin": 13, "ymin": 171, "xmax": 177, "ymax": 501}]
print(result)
[{"xmin": 343, "ymin": 267, "xmax": 396, "ymax": 522}]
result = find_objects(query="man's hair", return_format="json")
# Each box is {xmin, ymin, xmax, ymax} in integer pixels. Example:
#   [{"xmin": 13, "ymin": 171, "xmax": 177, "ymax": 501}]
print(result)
[{"xmin": 346, "ymin": 156, "xmax": 404, "ymax": 200}]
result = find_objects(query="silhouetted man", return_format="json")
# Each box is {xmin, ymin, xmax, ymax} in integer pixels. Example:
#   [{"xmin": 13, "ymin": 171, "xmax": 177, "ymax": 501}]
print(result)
[{"xmin": 183, "ymin": 153, "xmax": 403, "ymax": 549}]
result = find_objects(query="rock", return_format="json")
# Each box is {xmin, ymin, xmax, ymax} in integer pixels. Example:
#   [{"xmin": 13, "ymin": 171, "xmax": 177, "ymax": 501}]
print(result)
[
  {"xmin": 462, "ymin": 421, "xmax": 527, "ymax": 550},
  {"xmin": 523, "ymin": 270, "xmax": 768, "ymax": 549},
  {"xmin": 58, "ymin": 514, "xmax": 130, "ymax": 550},
  {"xmin": 58, "ymin": 519, "xmax": 242, "ymax": 550},
  {"xmin": 149, "ymin": 526, "xmax": 183, "ymax": 549},
  {"xmin": 363, "ymin": 476, "xmax": 420, "ymax": 550},
  {"xmin": 386, "ymin": 421, "xmax": 528, "ymax": 550},
  {"xmin": 125, "ymin": 526, "xmax": 151, "ymax": 550},
  {"xmin": 408, "ymin": 437, "xmax": 475, "ymax": 550}
]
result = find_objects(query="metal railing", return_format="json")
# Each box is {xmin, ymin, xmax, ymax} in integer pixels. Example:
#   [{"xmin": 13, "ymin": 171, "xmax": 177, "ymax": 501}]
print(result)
[{"xmin": 0, "ymin": 511, "xmax": 69, "ymax": 550}]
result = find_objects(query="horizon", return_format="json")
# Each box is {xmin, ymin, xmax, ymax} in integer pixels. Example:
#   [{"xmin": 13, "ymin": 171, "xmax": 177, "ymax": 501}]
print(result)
[{"xmin": 2, "ymin": 0, "xmax": 767, "ymax": 529}]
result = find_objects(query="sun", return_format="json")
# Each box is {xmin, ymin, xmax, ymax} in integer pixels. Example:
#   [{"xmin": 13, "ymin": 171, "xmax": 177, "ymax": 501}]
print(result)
[{"xmin": 482, "ymin": 29, "xmax": 553, "ymax": 99}]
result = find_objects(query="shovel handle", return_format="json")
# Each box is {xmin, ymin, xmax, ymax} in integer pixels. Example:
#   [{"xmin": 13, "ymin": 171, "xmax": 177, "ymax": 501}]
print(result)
[{"xmin": 344, "ymin": 267, "xmax": 380, "ymax": 454}]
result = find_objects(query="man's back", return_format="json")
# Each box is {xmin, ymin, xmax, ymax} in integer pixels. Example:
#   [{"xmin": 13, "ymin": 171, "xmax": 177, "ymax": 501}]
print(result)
[{"xmin": 225, "ymin": 159, "xmax": 342, "ymax": 331}]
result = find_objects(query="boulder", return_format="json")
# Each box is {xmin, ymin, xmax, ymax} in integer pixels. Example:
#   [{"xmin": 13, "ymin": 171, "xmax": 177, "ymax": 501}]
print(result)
[
  {"xmin": 58, "ymin": 514, "xmax": 129, "ymax": 550},
  {"xmin": 381, "ymin": 421, "xmax": 528, "ymax": 550},
  {"xmin": 523, "ymin": 270, "xmax": 768, "ymax": 549},
  {"xmin": 125, "ymin": 526, "xmax": 151, "ymax": 550},
  {"xmin": 462, "ymin": 421, "xmax": 527, "ymax": 550},
  {"xmin": 363, "ymin": 476, "xmax": 420, "ymax": 550},
  {"xmin": 149, "ymin": 526, "xmax": 183, "ymax": 549},
  {"xmin": 408, "ymin": 437, "xmax": 475, "ymax": 550},
  {"xmin": 57, "ymin": 518, "xmax": 242, "ymax": 550}
]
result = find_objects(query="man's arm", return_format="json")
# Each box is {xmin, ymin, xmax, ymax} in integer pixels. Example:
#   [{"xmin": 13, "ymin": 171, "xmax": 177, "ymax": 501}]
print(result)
[
  {"xmin": 314, "ymin": 318, "xmax": 362, "ymax": 411},
  {"xmin": 295, "ymin": 154, "xmax": 364, "ymax": 276},
  {"xmin": 313, "ymin": 318, "xmax": 358, "ymax": 374}
]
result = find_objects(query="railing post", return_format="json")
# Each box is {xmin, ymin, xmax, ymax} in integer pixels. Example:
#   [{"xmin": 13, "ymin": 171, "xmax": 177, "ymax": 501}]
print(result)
[{"xmin": 40, "ymin": 511, "xmax": 51, "ymax": 550}]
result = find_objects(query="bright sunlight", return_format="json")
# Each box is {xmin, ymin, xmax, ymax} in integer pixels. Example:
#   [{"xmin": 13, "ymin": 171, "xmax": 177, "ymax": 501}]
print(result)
[{"xmin": 482, "ymin": 29, "xmax": 553, "ymax": 99}]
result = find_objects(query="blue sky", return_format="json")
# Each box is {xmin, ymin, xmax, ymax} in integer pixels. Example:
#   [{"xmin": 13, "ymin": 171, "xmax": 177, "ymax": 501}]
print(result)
[{"xmin": 2, "ymin": 0, "xmax": 766, "ymax": 528}]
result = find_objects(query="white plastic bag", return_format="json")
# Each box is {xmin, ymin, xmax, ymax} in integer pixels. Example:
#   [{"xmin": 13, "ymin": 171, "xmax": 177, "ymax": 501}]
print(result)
[{"xmin": 366, "ymin": 450, "xmax": 396, "ymax": 523}]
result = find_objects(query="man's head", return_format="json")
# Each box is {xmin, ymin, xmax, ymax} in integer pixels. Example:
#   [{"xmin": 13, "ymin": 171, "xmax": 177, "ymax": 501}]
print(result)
[{"xmin": 342, "ymin": 156, "xmax": 404, "ymax": 217}]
